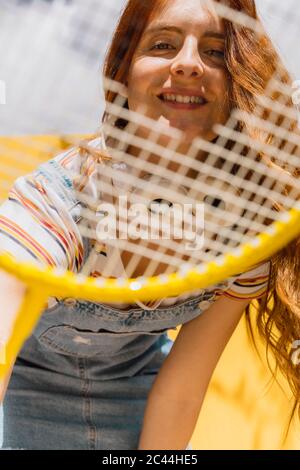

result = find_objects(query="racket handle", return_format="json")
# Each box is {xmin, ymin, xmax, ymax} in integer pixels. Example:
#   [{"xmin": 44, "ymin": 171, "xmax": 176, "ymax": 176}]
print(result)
[{"xmin": 0, "ymin": 287, "xmax": 49, "ymax": 379}]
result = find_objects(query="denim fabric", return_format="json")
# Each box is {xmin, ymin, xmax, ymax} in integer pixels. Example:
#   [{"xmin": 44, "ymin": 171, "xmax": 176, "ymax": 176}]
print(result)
[
  {"xmin": 3, "ymin": 241, "xmax": 215, "ymax": 449},
  {"xmin": 2, "ymin": 290, "xmax": 215, "ymax": 450}
]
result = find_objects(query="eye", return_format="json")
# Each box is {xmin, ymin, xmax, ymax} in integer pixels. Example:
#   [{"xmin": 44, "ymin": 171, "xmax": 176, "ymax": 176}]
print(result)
[
  {"xmin": 151, "ymin": 42, "xmax": 174, "ymax": 51},
  {"xmin": 205, "ymin": 49, "xmax": 225, "ymax": 59}
]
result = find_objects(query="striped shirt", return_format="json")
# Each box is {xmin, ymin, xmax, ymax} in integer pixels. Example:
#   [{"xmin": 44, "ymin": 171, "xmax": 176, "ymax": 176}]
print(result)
[{"xmin": 0, "ymin": 136, "xmax": 270, "ymax": 310}]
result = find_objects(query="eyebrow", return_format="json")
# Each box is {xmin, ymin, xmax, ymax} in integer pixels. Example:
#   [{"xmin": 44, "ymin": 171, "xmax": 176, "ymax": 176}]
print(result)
[{"xmin": 144, "ymin": 25, "xmax": 225, "ymax": 40}]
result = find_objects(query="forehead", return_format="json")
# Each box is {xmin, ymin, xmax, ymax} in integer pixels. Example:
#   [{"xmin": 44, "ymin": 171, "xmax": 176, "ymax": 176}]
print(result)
[{"xmin": 147, "ymin": 0, "xmax": 224, "ymax": 34}]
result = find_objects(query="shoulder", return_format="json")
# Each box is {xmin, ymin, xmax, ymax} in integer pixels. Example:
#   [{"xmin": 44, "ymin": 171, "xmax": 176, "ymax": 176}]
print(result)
[
  {"xmin": 17, "ymin": 135, "xmax": 105, "ymax": 209},
  {"xmin": 230, "ymin": 261, "xmax": 271, "ymax": 282},
  {"xmin": 221, "ymin": 261, "xmax": 271, "ymax": 301},
  {"xmin": 34, "ymin": 135, "xmax": 104, "ymax": 186}
]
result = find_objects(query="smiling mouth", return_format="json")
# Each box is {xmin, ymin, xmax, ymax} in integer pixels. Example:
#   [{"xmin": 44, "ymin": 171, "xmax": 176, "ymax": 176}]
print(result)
[{"xmin": 158, "ymin": 93, "xmax": 208, "ymax": 109}]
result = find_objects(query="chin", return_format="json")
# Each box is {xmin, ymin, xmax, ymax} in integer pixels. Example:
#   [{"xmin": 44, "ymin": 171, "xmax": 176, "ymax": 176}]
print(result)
[
  {"xmin": 164, "ymin": 119, "xmax": 214, "ymax": 141},
  {"xmin": 177, "ymin": 128, "xmax": 214, "ymax": 143}
]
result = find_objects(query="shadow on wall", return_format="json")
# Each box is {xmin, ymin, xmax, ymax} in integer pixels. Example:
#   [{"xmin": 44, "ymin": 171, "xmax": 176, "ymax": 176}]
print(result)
[{"xmin": 169, "ymin": 315, "xmax": 300, "ymax": 450}]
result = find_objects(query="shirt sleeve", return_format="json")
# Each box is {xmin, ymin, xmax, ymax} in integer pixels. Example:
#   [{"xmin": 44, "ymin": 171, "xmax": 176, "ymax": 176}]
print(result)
[
  {"xmin": 0, "ymin": 146, "xmax": 84, "ymax": 272},
  {"xmin": 220, "ymin": 261, "xmax": 271, "ymax": 300}
]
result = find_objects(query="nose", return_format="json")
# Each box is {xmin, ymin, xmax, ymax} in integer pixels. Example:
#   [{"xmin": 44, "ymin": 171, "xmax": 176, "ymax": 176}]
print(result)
[{"xmin": 170, "ymin": 37, "xmax": 204, "ymax": 79}]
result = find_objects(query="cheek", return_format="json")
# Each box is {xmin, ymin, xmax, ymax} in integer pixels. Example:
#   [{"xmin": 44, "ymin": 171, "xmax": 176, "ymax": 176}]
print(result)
[
  {"xmin": 128, "ymin": 58, "xmax": 166, "ymax": 99},
  {"xmin": 210, "ymin": 71, "xmax": 231, "ymax": 119},
  {"xmin": 218, "ymin": 71, "xmax": 230, "ymax": 102},
  {"xmin": 128, "ymin": 60, "xmax": 149, "ymax": 92}
]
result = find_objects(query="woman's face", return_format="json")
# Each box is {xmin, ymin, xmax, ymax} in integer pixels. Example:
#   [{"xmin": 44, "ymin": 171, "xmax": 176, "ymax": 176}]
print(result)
[{"xmin": 127, "ymin": 0, "xmax": 231, "ymax": 144}]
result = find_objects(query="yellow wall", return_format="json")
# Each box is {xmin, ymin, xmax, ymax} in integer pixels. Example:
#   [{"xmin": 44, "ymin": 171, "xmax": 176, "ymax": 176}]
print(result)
[
  {"xmin": 169, "ymin": 317, "xmax": 299, "ymax": 450},
  {"xmin": 0, "ymin": 134, "xmax": 90, "ymax": 201},
  {"xmin": 1, "ymin": 135, "xmax": 299, "ymax": 449}
]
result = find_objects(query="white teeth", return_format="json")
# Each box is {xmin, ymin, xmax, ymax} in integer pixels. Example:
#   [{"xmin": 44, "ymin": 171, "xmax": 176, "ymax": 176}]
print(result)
[{"xmin": 162, "ymin": 94, "xmax": 204, "ymax": 104}]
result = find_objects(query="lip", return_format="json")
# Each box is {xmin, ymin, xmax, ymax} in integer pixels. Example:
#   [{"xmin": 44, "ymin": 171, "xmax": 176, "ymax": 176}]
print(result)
[
  {"xmin": 159, "ymin": 100, "xmax": 208, "ymax": 110},
  {"xmin": 157, "ymin": 88, "xmax": 208, "ymax": 109},
  {"xmin": 159, "ymin": 88, "xmax": 207, "ymax": 99}
]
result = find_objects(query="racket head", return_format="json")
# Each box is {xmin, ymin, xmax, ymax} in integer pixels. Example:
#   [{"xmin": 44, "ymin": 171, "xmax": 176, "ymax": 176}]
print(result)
[{"xmin": 0, "ymin": 0, "xmax": 300, "ymax": 304}]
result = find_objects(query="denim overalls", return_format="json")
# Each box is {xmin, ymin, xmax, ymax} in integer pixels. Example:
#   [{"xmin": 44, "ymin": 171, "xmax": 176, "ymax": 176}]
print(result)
[{"xmin": 2, "ymin": 237, "xmax": 217, "ymax": 450}]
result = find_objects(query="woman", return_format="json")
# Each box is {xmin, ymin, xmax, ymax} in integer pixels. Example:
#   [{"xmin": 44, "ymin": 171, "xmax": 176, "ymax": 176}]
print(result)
[{"xmin": 0, "ymin": 0, "xmax": 297, "ymax": 450}]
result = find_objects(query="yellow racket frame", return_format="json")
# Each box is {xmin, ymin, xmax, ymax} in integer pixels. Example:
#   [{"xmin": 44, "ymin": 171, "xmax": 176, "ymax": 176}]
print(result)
[{"xmin": 1, "ymin": 205, "xmax": 300, "ymax": 378}]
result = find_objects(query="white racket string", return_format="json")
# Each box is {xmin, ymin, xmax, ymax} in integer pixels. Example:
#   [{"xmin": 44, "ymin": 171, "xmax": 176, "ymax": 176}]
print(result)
[{"xmin": 0, "ymin": 0, "xmax": 300, "ymax": 286}]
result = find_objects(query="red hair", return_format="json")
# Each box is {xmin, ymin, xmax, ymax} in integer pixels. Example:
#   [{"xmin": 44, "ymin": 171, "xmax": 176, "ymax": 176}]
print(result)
[{"xmin": 83, "ymin": 0, "xmax": 300, "ymax": 429}]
